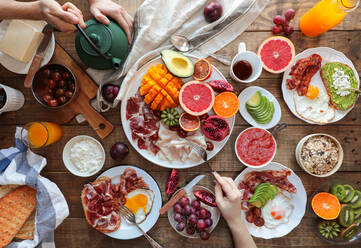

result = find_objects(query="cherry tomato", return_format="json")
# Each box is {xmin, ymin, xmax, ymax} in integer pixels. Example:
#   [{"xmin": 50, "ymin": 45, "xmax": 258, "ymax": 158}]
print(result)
[
  {"xmin": 58, "ymin": 80, "xmax": 66, "ymax": 88},
  {"xmin": 58, "ymin": 96, "xmax": 67, "ymax": 104},
  {"xmin": 254, "ymin": 217, "xmax": 265, "ymax": 227},
  {"xmin": 51, "ymin": 71, "xmax": 62, "ymax": 81},
  {"xmin": 206, "ymin": 141, "xmax": 214, "ymax": 151},
  {"xmin": 42, "ymin": 94, "xmax": 53, "ymax": 103},
  {"xmin": 68, "ymin": 82, "xmax": 75, "ymax": 92},
  {"xmin": 47, "ymin": 79, "xmax": 57, "ymax": 89},
  {"xmin": 56, "ymin": 88, "xmax": 65, "ymax": 96},
  {"xmin": 61, "ymin": 71, "xmax": 71, "ymax": 80},
  {"xmin": 64, "ymin": 91, "xmax": 73, "ymax": 98},
  {"xmin": 43, "ymin": 68, "xmax": 51, "ymax": 78},
  {"xmin": 48, "ymin": 99, "xmax": 59, "ymax": 107}
]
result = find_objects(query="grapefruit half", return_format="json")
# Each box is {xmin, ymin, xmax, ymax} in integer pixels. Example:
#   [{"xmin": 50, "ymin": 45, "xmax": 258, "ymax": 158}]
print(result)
[
  {"xmin": 179, "ymin": 80, "xmax": 215, "ymax": 116},
  {"xmin": 257, "ymin": 36, "xmax": 295, "ymax": 73}
]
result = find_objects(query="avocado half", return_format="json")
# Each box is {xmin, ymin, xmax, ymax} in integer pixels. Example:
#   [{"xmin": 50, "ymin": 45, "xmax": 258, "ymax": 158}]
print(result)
[{"xmin": 160, "ymin": 49, "xmax": 194, "ymax": 77}]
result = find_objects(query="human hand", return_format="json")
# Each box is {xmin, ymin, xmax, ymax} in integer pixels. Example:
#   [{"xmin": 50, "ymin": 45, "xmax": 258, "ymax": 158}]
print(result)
[
  {"xmin": 213, "ymin": 172, "xmax": 243, "ymax": 225},
  {"xmin": 88, "ymin": 0, "xmax": 133, "ymax": 43},
  {"xmin": 38, "ymin": 0, "xmax": 85, "ymax": 33}
]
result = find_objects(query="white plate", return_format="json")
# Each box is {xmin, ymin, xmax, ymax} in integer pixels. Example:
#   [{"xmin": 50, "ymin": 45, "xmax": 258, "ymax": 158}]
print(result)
[
  {"xmin": 282, "ymin": 47, "xmax": 360, "ymax": 125},
  {"xmin": 120, "ymin": 56, "xmax": 235, "ymax": 169},
  {"xmin": 62, "ymin": 135, "xmax": 105, "ymax": 177},
  {"xmin": 0, "ymin": 20, "xmax": 55, "ymax": 74},
  {"xmin": 97, "ymin": 165, "xmax": 162, "ymax": 240},
  {"xmin": 238, "ymin": 86, "xmax": 281, "ymax": 129},
  {"xmin": 234, "ymin": 162, "xmax": 307, "ymax": 239}
]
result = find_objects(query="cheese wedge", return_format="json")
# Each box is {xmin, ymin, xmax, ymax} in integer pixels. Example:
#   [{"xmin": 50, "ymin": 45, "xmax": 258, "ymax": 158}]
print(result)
[{"xmin": 0, "ymin": 20, "xmax": 44, "ymax": 63}]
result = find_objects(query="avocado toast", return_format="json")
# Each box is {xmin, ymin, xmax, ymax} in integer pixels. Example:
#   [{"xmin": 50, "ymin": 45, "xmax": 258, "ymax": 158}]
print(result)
[{"xmin": 320, "ymin": 62, "xmax": 359, "ymax": 110}]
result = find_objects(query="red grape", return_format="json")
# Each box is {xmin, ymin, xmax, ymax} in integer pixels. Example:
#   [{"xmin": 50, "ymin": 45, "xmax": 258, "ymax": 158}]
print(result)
[
  {"xmin": 200, "ymin": 231, "xmax": 210, "ymax": 240},
  {"xmin": 284, "ymin": 9, "xmax": 296, "ymax": 21},
  {"xmin": 176, "ymin": 222, "xmax": 185, "ymax": 231},
  {"xmin": 205, "ymin": 209, "xmax": 212, "ymax": 219},
  {"xmin": 199, "ymin": 208, "xmax": 207, "ymax": 219},
  {"xmin": 173, "ymin": 203, "xmax": 182, "ymax": 214},
  {"xmin": 205, "ymin": 218, "xmax": 213, "ymax": 227},
  {"xmin": 183, "ymin": 205, "xmax": 191, "ymax": 216},
  {"xmin": 179, "ymin": 196, "xmax": 190, "ymax": 207},
  {"xmin": 272, "ymin": 25, "xmax": 283, "ymax": 35},
  {"xmin": 190, "ymin": 206, "xmax": 196, "ymax": 214},
  {"xmin": 174, "ymin": 213, "xmax": 184, "ymax": 222},
  {"xmin": 284, "ymin": 25, "xmax": 294, "ymax": 36},
  {"xmin": 197, "ymin": 219, "xmax": 207, "ymax": 230},
  {"xmin": 273, "ymin": 15, "xmax": 285, "ymax": 25},
  {"xmin": 188, "ymin": 214, "xmax": 198, "ymax": 225},
  {"xmin": 191, "ymin": 200, "xmax": 201, "ymax": 210},
  {"xmin": 186, "ymin": 226, "xmax": 195, "ymax": 235}
]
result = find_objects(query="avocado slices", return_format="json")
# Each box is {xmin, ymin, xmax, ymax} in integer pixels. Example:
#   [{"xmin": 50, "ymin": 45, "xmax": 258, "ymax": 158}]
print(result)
[
  {"xmin": 248, "ymin": 182, "xmax": 278, "ymax": 208},
  {"xmin": 246, "ymin": 91, "xmax": 275, "ymax": 124},
  {"xmin": 160, "ymin": 49, "xmax": 194, "ymax": 77}
]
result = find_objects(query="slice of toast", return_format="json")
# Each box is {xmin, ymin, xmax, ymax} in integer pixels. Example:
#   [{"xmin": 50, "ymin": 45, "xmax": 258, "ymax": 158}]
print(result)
[
  {"xmin": 0, "ymin": 186, "xmax": 36, "ymax": 247},
  {"xmin": 0, "ymin": 184, "xmax": 19, "ymax": 198},
  {"xmin": 321, "ymin": 62, "xmax": 358, "ymax": 110},
  {"xmin": 15, "ymin": 211, "xmax": 35, "ymax": 240},
  {"xmin": 81, "ymin": 177, "xmax": 121, "ymax": 233}
]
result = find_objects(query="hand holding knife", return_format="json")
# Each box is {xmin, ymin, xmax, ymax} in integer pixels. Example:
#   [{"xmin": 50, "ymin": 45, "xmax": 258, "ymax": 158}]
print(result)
[
  {"xmin": 24, "ymin": 24, "xmax": 53, "ymax": 88},
  {"xmin": 159, "ymin": 174, "xmax": 205, "ymax": 215}
]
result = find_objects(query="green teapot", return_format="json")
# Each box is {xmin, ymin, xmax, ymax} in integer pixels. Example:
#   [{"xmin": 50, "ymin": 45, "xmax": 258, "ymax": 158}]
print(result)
[{"xmin": 75, "ymin": 19, "xmax": 129, "ymax": 70}]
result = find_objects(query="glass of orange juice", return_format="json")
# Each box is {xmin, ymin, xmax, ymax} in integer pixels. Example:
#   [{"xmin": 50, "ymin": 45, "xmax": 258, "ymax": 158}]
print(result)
[
  {"xmin": 300, "ymin": 0, "xmax": 359, "ymax": 37},
  {"xmin": 21, "ymin": 122, "xmax": 63, "ymax": 148}
]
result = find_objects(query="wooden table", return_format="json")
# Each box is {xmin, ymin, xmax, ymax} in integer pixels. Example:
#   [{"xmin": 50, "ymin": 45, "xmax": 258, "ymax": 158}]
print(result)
[{"xmin": 1, "ymin": 0, "xmax": 361, "ymax": 247}]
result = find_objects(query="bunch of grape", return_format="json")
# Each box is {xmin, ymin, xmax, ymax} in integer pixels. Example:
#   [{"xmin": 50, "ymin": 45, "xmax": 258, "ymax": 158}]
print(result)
[
  {"xmin": 272, "ymin": 9, "xmax": 296, "ymax": 36},
  {"xmin": 173, "ymin": 196, "xmax": 214, "ymax": 240}
]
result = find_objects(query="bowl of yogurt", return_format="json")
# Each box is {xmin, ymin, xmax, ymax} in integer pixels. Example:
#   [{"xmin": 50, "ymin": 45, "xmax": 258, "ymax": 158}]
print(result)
[{"xmin": 63, "ymin": 135, "xmax": 105, "ymax": 177}]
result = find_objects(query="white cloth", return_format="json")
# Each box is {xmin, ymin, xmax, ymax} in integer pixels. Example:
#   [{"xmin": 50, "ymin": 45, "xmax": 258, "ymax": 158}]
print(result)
[
  {"xmin": 0, "ymin": 127, "xmax": 69, "ymax": 248},
  {"xmin": 84, "ymin": 0, "xmax": 269, "ymax": 115}
]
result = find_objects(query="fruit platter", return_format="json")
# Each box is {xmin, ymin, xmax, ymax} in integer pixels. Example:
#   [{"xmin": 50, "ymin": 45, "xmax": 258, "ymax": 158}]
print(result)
[
  {"xmin": 120, "ymin": 50, "xmax": 236, "ymax": 169},
  {"xmin": 309, "ymin": 179, "xmax": 361, "ymax": 244}
]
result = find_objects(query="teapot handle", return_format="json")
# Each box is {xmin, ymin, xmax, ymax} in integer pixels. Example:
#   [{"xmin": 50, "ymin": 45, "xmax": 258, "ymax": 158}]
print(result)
[{"xmin": 76, "ymin": 24, "xmax": 120, "ymax": 70}]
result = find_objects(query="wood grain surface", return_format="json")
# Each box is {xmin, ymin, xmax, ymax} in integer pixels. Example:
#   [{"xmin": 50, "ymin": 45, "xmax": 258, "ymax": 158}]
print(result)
[{"xmin": 1, "ymin": 0, "xmax": 361, "ymax": 247}]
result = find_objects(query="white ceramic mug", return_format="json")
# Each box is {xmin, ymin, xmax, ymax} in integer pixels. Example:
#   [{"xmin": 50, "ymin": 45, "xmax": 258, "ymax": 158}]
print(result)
[
  {"xmin": 229, "ymin": 42, "xmax": 262, "ymax": 83},
  {"xmin": 0, "ymin": 83, "xmax": 25, "ymax": 114}
]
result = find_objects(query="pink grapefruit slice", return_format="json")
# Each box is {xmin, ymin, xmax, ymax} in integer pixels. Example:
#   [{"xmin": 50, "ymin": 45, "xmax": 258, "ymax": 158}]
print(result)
[
  {"xmin": 257, "ymin": 36, "xmax": 295, "ymax": 73},
  {"xmin": 179, "ymin": 80, "xmax": 215, "ymax": 116}
]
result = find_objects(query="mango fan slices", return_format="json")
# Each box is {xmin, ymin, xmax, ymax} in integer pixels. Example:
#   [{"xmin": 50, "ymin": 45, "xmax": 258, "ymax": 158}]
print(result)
[{"xmin": 140, "ymin": 64, "xmax": 183, "ymax": 111}]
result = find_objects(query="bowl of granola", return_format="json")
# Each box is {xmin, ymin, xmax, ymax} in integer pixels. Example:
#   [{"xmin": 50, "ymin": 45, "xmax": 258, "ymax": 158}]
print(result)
[{"xmin": 295, "ymin": 134, "xmax": 343, "ymax": 177}]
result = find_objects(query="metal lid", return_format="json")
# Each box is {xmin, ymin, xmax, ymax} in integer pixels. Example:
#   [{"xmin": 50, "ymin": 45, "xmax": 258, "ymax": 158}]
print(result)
[{"xmin": 79, "ymin": 23, "xmax": 112, "ymax": 56}]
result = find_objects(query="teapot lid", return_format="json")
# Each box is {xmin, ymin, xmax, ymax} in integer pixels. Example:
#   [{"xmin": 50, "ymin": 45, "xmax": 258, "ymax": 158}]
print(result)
[{"xmin": 79, "ymin": 22, "xmax": 112, "ymax": 56}]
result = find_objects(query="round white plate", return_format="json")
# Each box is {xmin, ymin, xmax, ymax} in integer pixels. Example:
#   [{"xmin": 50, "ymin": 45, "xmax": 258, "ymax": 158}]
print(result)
[
  {"xmin": 238, "ymin": 86, "xmax": 281, "ymax": 129},
  {"xmin": 234, "ymin": 162, "xmax": 307, "ymax": 239},
  {"xmin": 62, "ymin": 135, "xmax": 105, "ymax": 177},
  {"xmin": 97, "ymin": 165, "xmax": 162, "ymax": 240},
  {"xmin": 282, "ymin": 47, "xmax": 360, "ymax": 125},
  {"xmin": 0, "ymin": 20, "xmax": 55, "ymax": 74},
  {"xmin": 120, "ymin": 56, "xmax": 235, "ymax": 169}
]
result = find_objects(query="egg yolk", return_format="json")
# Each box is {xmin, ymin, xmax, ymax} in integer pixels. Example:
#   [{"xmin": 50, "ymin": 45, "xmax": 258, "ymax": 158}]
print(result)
[
  {"xmin": 271, "ymin": 208, "xmax": 285, "ymax": 220},
  {"xmin": 125, "ymin": 194, "xmax": 148, "ymax": 214},
  {"xmin": 306, "ymin": 85, "xmax": 319, "ymax": 100}
]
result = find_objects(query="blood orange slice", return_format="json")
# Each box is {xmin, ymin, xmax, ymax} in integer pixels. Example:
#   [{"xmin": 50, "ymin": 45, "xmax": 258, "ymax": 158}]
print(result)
[
  {"xmin": 179, "ymin": 112, "xmax": 200, "ymax": 131},
  {"xmin": 257, "ymin": 36, "xmax": 295, "ymax": 73},
  {"xmin": 179, "ymin": 81, "xmax": 215, "ymax": 116},
  {"xmin": 213, "ymin": 92, "xmax": 239, "ymax": 118},
  {"xmin": 193, "ymin": 58, "xmax": 213, "ymax": 81}
]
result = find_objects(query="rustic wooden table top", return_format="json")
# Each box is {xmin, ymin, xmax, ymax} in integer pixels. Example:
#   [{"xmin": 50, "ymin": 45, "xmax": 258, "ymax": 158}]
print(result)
[{"xmin": 1, "ymin": 0, "xmax": 361, "ymax": 247}]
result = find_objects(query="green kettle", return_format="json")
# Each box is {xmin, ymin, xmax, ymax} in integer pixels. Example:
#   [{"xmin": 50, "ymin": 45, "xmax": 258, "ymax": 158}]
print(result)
[{"xmin": 75, "ymin": 19, "xmax": 129, "ymax": 70}]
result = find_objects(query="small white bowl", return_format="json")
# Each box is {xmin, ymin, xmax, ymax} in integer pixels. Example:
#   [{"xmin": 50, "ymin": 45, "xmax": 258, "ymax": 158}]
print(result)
[
  {"xmin": 295, "ymin": 133, "xmax": 343, "ymax": 177},
  {"xmin": 62, "ymin": 135, "xmax": 105, "ymax": 177},
  {"xmin": 235, "ymin": 127, "xmax": 277, "ymax": 168}
]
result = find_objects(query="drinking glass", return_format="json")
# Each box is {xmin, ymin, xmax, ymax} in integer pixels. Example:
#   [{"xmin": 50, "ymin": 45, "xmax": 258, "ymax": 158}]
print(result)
[{"xmin": 21, "ymin": 122, "xmax": 63, "ymax": 148}]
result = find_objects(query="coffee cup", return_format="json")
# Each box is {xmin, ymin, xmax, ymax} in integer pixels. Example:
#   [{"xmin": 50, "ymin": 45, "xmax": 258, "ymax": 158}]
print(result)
[
  {"xmin": 0, "ymin": 83, "xmax": 25, "ymax": 114},
  {"xmin": 229, "ymin": 42, "xmax": 262, "ymax": 83}
]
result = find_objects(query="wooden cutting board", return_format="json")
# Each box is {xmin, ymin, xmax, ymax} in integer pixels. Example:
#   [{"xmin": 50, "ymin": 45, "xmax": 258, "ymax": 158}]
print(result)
[{"xmin": 44, "ymin": 42, "xmax": 114, "ymax": 139}]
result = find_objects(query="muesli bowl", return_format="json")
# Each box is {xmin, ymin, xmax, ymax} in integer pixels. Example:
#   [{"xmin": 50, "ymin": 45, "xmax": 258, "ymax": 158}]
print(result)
[{"xmin": 295, "ymin": 133, "xmax": 343, "ymax": 177}]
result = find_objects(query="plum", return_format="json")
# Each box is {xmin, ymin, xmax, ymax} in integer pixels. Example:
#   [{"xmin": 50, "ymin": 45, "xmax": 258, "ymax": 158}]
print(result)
[
  {"xmin": 110, "ymin": 142, "xmax": 129, "ymax": 161},
  {"xmin": 204, "ymin": 1, "xmax": 223, "ymax": 23},
  {"xmin": 102, "ymin": 83, "xmax": 120, "ymax": 103}
]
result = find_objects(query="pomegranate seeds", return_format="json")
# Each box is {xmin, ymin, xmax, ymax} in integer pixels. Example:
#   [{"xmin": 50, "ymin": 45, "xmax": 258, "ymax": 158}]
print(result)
[{"xmin": 272, "ymin": 9, "xmax": 296, "ymax": 37}]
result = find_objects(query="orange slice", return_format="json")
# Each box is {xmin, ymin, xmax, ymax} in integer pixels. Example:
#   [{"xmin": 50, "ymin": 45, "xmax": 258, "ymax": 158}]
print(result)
[
  {"xmin": 193, "ymin": 59, "xmax": 213, "ymax": 81},
  {"xmin": 179, "ymin": 112, "xmax": 200, "ymax": 132},
  {"xmin": 311, "ymin": 192, "xmax": 341, "ymax": 220},
  {"xmin": 213, "ymin": 92, "xmax": 239, "ymax": 118}
]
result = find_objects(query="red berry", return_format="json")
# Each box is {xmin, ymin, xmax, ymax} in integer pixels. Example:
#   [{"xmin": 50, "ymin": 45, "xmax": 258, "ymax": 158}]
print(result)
[
  {"xmin": 273, "ymin": 15, "xmax": 285, "ymax": 25},
  {"xmin": 284, "ymin": 25, "xmax": 294, "ymax": 36},
  {"xmin": 284, "ymin": 9, "xmax": 296, "ymax": 21},
  {"xmin": 272, "ymin": 25, "xmax": 283, "ymax": 34}
]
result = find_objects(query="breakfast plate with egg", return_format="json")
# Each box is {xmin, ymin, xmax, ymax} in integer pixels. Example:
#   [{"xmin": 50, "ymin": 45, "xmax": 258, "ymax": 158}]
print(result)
[
  {"xmin": 281, "ymin": 47, "xmax": 360, "ymax": 125},
  {"xmin": 82, "ymin": 165, "xmax": 162, "ymax": 240},
  {"xmin": 234, "ymin": 162, "xmax": 307, "ymax": 239}
]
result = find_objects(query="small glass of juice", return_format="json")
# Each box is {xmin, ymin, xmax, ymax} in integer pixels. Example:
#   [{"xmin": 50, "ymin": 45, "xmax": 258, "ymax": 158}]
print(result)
[{"xmin": 21, "ymin": 122, "xmax": 63, "ymax": 148}]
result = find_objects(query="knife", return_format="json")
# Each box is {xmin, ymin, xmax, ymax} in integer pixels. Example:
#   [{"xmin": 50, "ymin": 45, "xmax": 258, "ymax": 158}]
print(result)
[
  {"xmin": 24, "ymin": 24, "xmax": 53, "ymax": 88},
  {"xmin": 159, "ymin": 174, "xmax": 205, "ymax": 215}
]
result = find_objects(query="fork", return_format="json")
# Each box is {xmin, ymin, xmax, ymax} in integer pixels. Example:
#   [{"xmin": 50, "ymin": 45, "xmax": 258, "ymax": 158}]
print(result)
[
  {"xmin": 188, "ymin": 142, "xmax": 216, "ymax": 174},
  {"xmin": 118, "ymin": 205, "xmax": 163, "ymax": 248}
]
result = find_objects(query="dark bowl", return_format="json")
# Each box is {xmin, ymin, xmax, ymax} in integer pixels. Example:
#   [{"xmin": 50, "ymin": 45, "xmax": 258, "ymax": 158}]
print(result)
[{"xmin": 31, "ymin": 64, "xmax": 78, "ymax": 109}]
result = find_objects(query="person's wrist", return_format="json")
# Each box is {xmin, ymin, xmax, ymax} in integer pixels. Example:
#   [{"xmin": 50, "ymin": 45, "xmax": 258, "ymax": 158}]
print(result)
[
  {"xmin": 225, "ymin": 215, "xmax": 243, "ymax": 231},
  {"xmin": 28, "ymin": 1, "xmax": 43, "ymax": 20},
  {"xmin": 88, "ymin": 0, "xmax": 102, "ymax": 5}
]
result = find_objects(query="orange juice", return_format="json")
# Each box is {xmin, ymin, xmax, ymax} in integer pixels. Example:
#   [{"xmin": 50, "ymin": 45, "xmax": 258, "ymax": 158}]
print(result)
[
  {"xmin": 26, "ymin": 122, "xmax": 63, "ymax": 148},
  {"xmin": 300, "ymin": 0, "xmax": 359, "ymax": 37}
]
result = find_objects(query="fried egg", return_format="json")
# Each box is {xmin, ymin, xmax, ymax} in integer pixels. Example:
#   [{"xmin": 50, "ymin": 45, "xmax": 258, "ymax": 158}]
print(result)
[
  {"xmin": 262, "ymin": 193, "xmax": 294, "ymax": 229},
  {"xmin": 294, "ymin": 84, "xmax": 335, "ymax": 124},
  {"xmin": 124, "ymin": 189, "xmax": 155, "ymax": 223}
]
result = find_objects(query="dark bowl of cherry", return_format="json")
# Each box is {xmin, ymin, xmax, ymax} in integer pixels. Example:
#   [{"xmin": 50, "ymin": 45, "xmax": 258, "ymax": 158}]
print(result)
[{"xmin": 31, "ymin": 64, "xmax": 77, "ymax": 109}]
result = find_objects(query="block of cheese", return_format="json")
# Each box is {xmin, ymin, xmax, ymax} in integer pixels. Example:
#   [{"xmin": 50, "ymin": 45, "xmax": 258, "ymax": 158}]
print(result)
[
  {"xmin": 20, "ymin": 20, "xmax": 46, "ymax": 32},
  {"xmin": 0, "ymin": 20, "xmax": 44, "ymax": 63}
]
